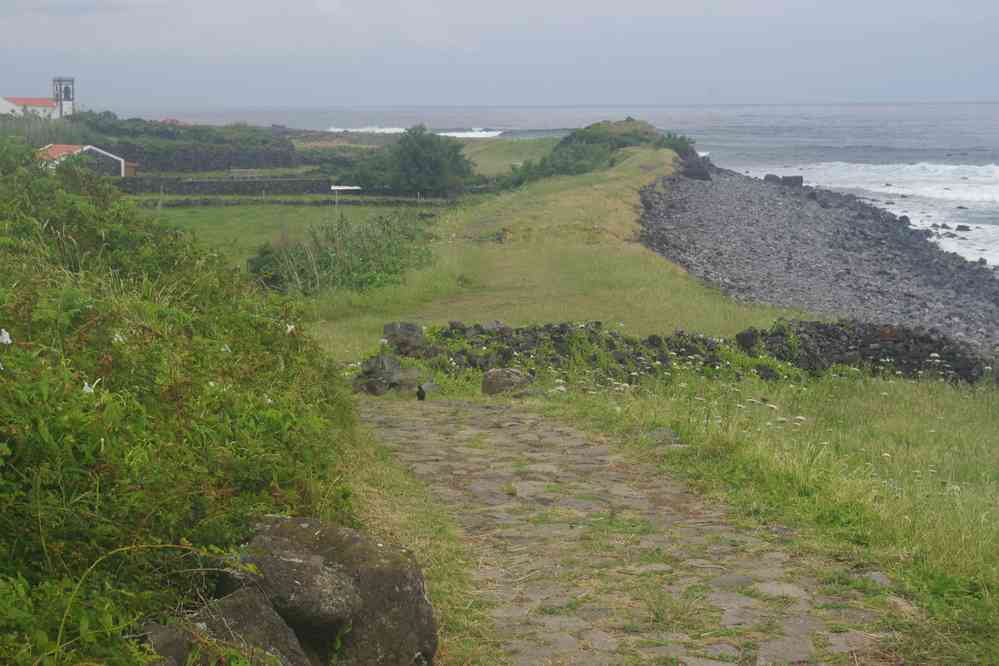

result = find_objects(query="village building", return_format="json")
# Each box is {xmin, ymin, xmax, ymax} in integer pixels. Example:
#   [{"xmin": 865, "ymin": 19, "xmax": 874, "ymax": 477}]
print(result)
[
  {"xmin": 1, "ymin": 77, "xmax": 76, "ymax": 119},
  {"xmin": 37, "ymin": 144, "xmax": 139, "ymax": 178}
]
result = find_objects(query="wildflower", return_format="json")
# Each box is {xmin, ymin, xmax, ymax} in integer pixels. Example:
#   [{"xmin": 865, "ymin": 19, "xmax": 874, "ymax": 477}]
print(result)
[
  {"xmin": 286, "ymin": 324, "xmax": 296, "ymax": 334},
  {"xmin": 83, "ymin": 378, "xmax": 102, "ymax": 394},
  {"xmin": 0, "ymin": 361, "xmax": 4, "ymax": 371},
  {"xmin": 113, "ymin": 332, "xmax": 126, "ymax": 344},
  {"xmin": 0, "ymin": 329, "xmax": 11, "ymax": 345},
  {"xmin": 882, "ymin": 452, "xmax": 891, "ymax": 458}
]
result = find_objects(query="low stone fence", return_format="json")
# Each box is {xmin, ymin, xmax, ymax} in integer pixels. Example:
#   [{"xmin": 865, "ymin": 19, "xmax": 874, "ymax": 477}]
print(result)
[{"xmin": 118, "ymin": 177, "xmax": 332, "ymax": 196}]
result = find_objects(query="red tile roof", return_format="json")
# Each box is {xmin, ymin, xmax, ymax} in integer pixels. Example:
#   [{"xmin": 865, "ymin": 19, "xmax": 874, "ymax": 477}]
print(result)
[
  {"xmin": 37, "ymin": 144, "xmax": 84, "ymax": 160},
  {"xmin": 5, "ymin": 97, "xmax": 57, "ymax": 108}
]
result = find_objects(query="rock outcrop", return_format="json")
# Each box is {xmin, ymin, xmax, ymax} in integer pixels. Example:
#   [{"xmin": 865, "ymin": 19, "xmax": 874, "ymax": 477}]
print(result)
[
  {"xmin": 482, "ymin": 367, "xmax": 533, "ymax": 395},
  {"xmin": 148, "ymin": 517, "xmax": 437, "ymax": 666}
]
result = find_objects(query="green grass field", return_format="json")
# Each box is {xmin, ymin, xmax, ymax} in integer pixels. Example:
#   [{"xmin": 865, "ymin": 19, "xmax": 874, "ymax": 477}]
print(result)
[
  {"xmin": 157, "ymin": 203, "xmax": 438, "ymax": 265},
  {"xmin": 460, "ymin": 137, "xmax": 559, "ymax": 176},
  {"xmin": 168, "ymin": 145, "xmax": 999, "ymax": 662}
]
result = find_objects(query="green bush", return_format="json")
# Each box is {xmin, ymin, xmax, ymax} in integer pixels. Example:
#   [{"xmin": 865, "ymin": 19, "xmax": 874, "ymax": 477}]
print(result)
[
  {"xmin": 0, "ymin": 139, "xmax": 355, "ymax": 663},
  {"xmin": 330, "ymin": 126, "xmax": 474, "ymax": 197},
  {"xmin": 248, "ymin": 211, "xmax": 436, "ymax": 294},
  {"xmin": 500, "ymin": 119, "xmax": 696, "ymax": 188}
]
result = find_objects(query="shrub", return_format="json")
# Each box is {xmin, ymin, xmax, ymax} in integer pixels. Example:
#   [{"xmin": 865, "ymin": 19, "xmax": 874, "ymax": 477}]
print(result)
[
  {"xmin": 0, "ymin": 138, "xmax": 355, "ymax": 663},
  {"xmin": 330, "ymin": 126, "xmax": 474, "ymax": 197},
  {"xmin": 248, "ymin": 211, "xmax": 436, "ymax": 294},
  {"xmin": 499, "ymin": 119, "xmax": 696, "ymax": 188}
]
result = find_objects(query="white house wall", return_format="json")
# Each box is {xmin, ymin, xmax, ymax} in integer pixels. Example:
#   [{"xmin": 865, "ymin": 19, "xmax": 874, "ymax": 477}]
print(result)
[{"xmin": 0, "ymin": 99, "xmax": 17, "ymax": 115}]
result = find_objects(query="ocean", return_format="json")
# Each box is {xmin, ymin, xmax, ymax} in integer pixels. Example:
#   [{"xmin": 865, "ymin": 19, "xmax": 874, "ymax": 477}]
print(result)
[{"xmin": 159, "ymin": 104, "xmax": 999, "ymax": 264}]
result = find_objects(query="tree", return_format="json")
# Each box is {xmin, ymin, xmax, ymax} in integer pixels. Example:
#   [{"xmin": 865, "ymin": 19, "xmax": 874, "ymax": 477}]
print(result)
[{"xmin": 388, "ymin": 125, "xmax": 473, "ymax": 197}]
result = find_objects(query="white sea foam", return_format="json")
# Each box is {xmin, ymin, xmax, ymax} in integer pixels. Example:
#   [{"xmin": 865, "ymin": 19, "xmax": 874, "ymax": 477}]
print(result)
[
  {"xmin": 438, "ymin": 129, "xmax": 504, "ymax": 139},
  {"xmin": 795, "ymin": 162, "xmax": 999, "ymax": 204},
  {"xmin": 328, "ymin": 126, "xmax": 407, "ymax": 134},
  {"xmin": 327, "ymin": 126, "xmax": 503, "ymax": 139}
]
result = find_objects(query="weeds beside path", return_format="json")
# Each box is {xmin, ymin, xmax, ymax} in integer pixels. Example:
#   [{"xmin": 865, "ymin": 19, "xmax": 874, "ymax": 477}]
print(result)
[{"xmin": 362, "ymin": 398, "xmax": 904, "ymax": 665}]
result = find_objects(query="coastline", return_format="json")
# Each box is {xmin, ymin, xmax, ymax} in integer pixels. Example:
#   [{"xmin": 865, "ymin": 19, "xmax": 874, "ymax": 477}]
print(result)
[{"xmin": 641, "ymin": 161, "xmax": 999, "ymax": 354}]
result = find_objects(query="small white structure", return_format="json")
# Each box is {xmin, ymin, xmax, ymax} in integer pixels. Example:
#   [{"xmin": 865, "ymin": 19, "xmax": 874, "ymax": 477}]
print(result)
[
  {"xmin": 1, "ymin": 77, "xmax": 76, "ymax": 119},
  {"xmin": 331, "ymin": 185, "xmax": 362, "ymax": 207},
  {"xmin": 37, "ymin": 144, "xmax": 138, "ymax": 178}
]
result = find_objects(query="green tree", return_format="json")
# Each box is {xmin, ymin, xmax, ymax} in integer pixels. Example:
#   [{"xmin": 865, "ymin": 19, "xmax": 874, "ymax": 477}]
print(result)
[{"xmin": 388, "ymin": 125, "xmax": 473, "ymax": 197}]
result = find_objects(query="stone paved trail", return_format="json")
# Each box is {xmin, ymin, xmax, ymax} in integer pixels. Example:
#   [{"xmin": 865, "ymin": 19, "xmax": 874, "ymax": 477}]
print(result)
[{"xmin": 361, "ymin": 399, "xmax": 896, "ymax": 665}]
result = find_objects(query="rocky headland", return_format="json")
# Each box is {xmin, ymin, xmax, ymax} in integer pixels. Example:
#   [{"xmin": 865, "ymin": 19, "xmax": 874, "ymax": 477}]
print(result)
[{"xmin": 641, "ymin": 165, "xmax": 999, "ymax": 356}]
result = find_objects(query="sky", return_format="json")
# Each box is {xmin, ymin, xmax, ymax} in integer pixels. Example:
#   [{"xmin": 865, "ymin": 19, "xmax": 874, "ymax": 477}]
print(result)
[{"xmin": 1, "ymin": 0, "xmax": 997, "ymax": 113}]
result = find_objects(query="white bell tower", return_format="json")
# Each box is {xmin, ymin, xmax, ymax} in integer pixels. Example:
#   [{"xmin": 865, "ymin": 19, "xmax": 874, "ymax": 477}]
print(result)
[{"xmin": 53, "ymin": 77, "xmax": 75, "ymax": 118}]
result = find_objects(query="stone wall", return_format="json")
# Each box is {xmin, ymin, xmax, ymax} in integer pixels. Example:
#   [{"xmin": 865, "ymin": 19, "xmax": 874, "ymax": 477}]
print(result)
[{"xmin": 117, "ymin": 177, "xmax": 331, "ymax": 196}]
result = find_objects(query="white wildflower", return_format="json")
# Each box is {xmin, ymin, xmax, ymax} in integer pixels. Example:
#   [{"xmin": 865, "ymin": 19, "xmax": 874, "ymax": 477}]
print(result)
[
  {"xmin": 379, "ymin": 338, "xmax": 389, "ymax": 345},
  {"xmin": 83, "ymin": 378, "xmax": 102, "ymax": 394},
  {"xmin": 286, "ymin": 324, "xmax": 296, "ymax": 334},
  {"xmin": 0, "ymin": 329, "xmax": 11, "ymax": 346},
  {"xmin": 113, "ymin": 332, "xmax": 126, "ymax": 344}
]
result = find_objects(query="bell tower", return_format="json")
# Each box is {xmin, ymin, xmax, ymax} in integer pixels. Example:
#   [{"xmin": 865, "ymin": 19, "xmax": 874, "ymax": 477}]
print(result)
[{"xmin": 52, "ymin": 77, "xmax": 75, "ymax": 118}]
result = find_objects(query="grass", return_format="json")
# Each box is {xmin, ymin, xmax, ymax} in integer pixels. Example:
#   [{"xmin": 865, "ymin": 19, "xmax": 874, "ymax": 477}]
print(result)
[
  {"xmin": 157, "ymin": 203, "xmax": 438, "ymax": 266},
  {"xmin": 538, "ymin": 369, "xmax": 999, "ymax": 663},
  {"xmin": 460, "ymin": 137, "xmax": 559, "ymax": 176},
  {"xmin": 308, "ymin": 147, "xmax": 796, "ymax": 361},
  {"xmin": 157, "ymin": 141, "xmax": 999, "ymax": 661}
]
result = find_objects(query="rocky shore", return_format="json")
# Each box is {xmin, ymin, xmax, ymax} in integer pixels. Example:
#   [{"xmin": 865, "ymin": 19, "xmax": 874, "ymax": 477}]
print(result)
[{"xmin": 640, "ymin": 165, "xmax": 999, "ymax": 355}]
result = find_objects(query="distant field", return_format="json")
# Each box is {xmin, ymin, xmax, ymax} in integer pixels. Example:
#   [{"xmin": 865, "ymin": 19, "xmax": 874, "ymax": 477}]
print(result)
[
  {"xmin": 158, "ymin": 203, "xmax": 439, "ymax": 266},
  {"xmin": 460, "ymin": 137, "xmax": 558, "ymax": 176}
]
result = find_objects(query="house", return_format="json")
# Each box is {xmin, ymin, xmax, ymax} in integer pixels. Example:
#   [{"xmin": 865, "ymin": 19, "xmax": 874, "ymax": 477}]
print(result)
[
  {"xmin": 0, "ymin": 97, "xmax": 59, "ymax": 119},
  {"xmin": 1, "ymin": 77, "xmax": 76, "ymax": 119},
  {"xmin": 37, "ymin": 144, "xmax": 139, "ymax": 178}
]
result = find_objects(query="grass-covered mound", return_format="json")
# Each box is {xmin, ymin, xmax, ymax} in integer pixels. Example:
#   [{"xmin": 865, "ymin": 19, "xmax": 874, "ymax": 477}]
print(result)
[
  {"xmin": 0, "ymin": 140, "xmax": 355, "ymax": 664},
  {"xmin": 501, "ymin": 119, "xmax": 695, "ymax": 187}
]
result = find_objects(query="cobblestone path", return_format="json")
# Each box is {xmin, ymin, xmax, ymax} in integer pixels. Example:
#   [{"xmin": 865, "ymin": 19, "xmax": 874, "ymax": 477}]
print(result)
[{"xmin": 361, "ymin": 399, "xmax": 896, "ymax": 665}]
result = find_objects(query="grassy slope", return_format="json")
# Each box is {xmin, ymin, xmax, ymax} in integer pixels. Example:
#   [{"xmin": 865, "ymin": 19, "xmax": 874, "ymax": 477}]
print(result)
[
  {"xmin": 310, "ymin": 147, "xmax": 795, "ymax": 361},
  {"xmin": 164, "ymin": 145, "xmax": 999, "ymax": 662},
  {"xmin": 460, "ymin": 137, "xmax": 559, "ymax": 176}
]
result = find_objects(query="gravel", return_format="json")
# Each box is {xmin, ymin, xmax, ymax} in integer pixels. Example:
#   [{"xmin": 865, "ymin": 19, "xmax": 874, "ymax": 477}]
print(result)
[{"xmin": 640, "ymin": 167, "xmax": 999, "ymax": 354}]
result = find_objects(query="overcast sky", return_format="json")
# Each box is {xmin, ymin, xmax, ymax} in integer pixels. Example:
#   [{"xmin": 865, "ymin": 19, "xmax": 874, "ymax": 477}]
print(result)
[{"xmin": 2, "ymin": 0, "xmax": 996, "ymax": 113}]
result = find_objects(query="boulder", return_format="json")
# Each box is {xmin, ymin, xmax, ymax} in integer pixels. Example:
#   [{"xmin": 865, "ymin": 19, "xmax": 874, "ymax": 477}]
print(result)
[
  {"xmin": 146, "ymin": 588, "xmax": 311, "ymax": 666},
  {"xmin": 681, "ymin": 156, "xmax": 712, "ymax": 181},
  {"xmin": 383, "ymin": 322, "xmax": 425, "ymax": 355},
  {"xmin": 735, "ymin": 328, "xmax": 760, "ymax": 354},
  {"xmin": 197, "ymin": 588, "xmax": 312, "ymax": 666},
  {"xmin": 780, "ymin": 175, "xmax": 804, "ymax": 187},
  {"xmin": 352, "ymin": 353, "xmax": 403, "ymax": 395},
  {"xmin": 482, "ymin": 368, "xmax": 532, "ymax": 395},
  {"xmin": 223, "ymin": 517, "xmax": 437, "ymax": 665}
]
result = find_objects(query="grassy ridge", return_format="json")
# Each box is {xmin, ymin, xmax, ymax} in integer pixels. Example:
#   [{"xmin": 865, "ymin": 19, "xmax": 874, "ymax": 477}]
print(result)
[
  {"xmin": 309, "ymin": 148, "xmax": 794, "ymax": 361},
  {"xmin": 459, "ymin": 137, "xmax": 559, "ymax": 176}
]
